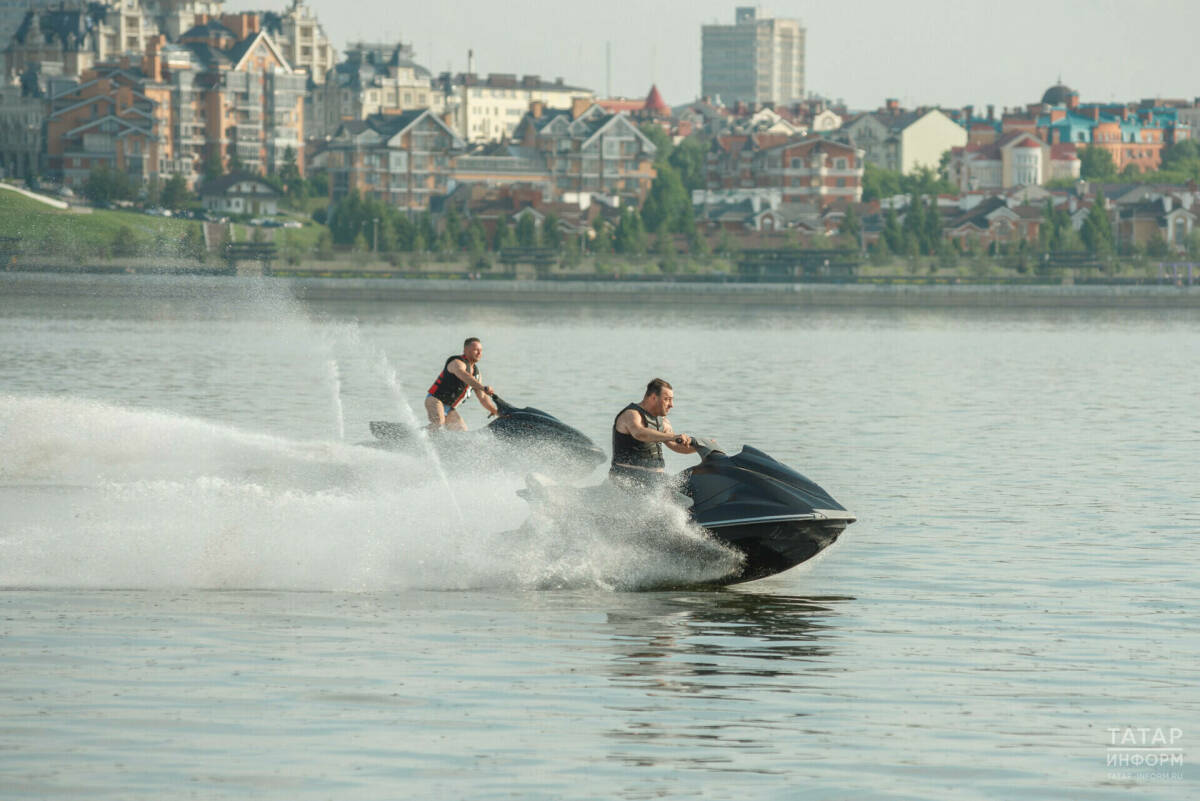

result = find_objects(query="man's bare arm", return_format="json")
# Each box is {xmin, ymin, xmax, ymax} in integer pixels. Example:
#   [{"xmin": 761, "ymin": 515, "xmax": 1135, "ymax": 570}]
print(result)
[
  {"xmin": 660, "ymin": 418, "xmax": 696, "ymax": 453},
  {"xmin": 447, "ymin": 359, "xmax": 492, "ymax": 395},
  {"xmin": 619, "ymin": 409, "xmax": 690, "ymax": 446}
]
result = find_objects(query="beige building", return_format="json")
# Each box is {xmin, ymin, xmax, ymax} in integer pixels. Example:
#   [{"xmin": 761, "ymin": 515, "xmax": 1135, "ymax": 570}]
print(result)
[
  {"xmin": 266, "ymin": 0, "xmax": 335, "ymax": 86},
  {"xmin": 844, "ymin": 105, "xmax": 966, "ymax": 175},
  {"xmin": 947, "ymin": 131, "xmax": 1081, "ymax": 191},
  {"xmin": 440, "ymin": 69, "xmax": 593, "ymax": 143}
]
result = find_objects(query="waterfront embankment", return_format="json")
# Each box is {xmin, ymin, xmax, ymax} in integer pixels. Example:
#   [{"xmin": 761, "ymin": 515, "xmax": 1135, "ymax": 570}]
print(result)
[{"xmin": 3, "ymin": 271, "xmax": 1198, "ymax": 308}]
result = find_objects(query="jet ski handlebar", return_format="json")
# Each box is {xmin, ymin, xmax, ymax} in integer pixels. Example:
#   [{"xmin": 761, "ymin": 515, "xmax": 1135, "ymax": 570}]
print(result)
[
  {"xmin": 487, "ymin": 392, "xmax": 517, "ymax": 417},
  {"xmin": 686, "ymin": 436, "xmax": 725, "ymax": 460}
]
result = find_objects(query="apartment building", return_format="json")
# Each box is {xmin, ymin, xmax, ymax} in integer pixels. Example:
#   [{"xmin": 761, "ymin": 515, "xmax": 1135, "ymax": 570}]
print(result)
[
  {"xmin": 42, "ymin": 19, "xmax": 305, "ymax": 188},
  {"xmin": 440, "ymin": 69, "xmax": 593, "ymax": 143},
  {"xmin": 701, "ymin": 7, "xmax": 805, "ymax": 106},
  {"xmin": 313, "ymin": 42, "xmax": 435, "ymax": 140},
  {"xmin": 0, "ymin": 78, "xmax": 44, "ymax": 179},
  {"xmin": 263, "ymin": 1, "xmax": 335, "ymax": 85},
  {"xmin": 706, "ymin": 133, "xmax": 864, "ymax": 206},
  {"xmin": 44, "ymin": 58, "xmax": 173, "ymax": 189},
  {"xmin": 325, "ymin": 109, "xmax": 465, "ymax": 210},
  {"xmin": 177, "ymin": 19, "xmax": 306, "ymax": 176},
  {"xmin": 512, "ymin": 102, "xmax": 658, "ymax": 203}
]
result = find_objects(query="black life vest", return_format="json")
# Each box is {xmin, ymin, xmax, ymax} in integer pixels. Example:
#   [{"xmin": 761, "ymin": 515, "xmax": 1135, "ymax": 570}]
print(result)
[
  {"xmin": 427, "ymin": 355, "xmax": 479, "ymax": 408},
  {"xmin": 611, "ymin": 402, "xmax": 665, "ymax": 470}
]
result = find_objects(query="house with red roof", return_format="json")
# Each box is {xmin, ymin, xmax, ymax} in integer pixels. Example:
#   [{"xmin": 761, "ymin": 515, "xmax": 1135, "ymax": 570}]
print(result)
[{"xmin": 706, "ymin": 134, "xmax": 865, "ymax": 207}]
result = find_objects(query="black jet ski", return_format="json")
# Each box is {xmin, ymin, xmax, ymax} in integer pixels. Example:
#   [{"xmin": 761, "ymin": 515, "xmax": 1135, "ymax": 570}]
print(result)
[
  {"xmin": 680, "ymin": 437, "xmax": 855, "ymax": 584},
  {"xmin": 514, "ymin": 437, "xmax": 855, "ymax": 586},
  {"xmin": 366, "ymin": 394, "xmax": 606, "ymax": 479}
]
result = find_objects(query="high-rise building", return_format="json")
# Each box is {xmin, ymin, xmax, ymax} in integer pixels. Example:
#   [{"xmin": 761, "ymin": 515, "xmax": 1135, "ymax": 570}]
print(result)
[{"xmin": 701, "ymin": 7, "xmax": 805, "ymax": 107}]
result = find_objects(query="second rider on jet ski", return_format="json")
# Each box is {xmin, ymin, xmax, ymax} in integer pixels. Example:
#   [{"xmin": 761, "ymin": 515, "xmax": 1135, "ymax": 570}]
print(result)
[{"xmin": 425, "ymin": 337, "xmax": 499, "ymax": 431}]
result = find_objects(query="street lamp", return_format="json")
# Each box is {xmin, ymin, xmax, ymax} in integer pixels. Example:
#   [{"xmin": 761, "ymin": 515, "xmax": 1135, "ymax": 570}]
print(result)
[{"xmin": 373, "ymin": 217, "xmax": 379, "ymax": 253}]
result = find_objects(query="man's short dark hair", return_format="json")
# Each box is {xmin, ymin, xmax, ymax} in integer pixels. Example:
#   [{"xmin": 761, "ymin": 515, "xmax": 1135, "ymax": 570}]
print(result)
[
  {"xmin": 464, "ymin": 337, "xmax": 481, "ymax": 349},
  {"xmin": 645, "ymin": 378, "xmax": 672, "ymax": 397}
]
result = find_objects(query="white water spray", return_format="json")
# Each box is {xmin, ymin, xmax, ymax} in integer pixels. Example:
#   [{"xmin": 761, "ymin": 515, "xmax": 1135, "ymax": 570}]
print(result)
[
  {"xmin": 0, "ymin": 395, "xmax": 741, "ymax": 592},
  {"xmin": 326, "ymin": 358, "xmax": 346, "ymax": 442},
  {"xmin": 374, "ymin": 352, "xmax": 466, "ymax": 526}
]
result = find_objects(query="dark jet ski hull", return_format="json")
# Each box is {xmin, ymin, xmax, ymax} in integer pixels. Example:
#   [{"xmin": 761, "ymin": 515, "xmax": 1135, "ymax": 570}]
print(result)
[
  {"xmin": 513, "ymin": 441, "xmax": 855, "ymax": 587},
  {"xmin": 682, "ymin": 443, "xmax": 855, "ymax": 585},
  {"xmin": 702, "ymin": 518, "xmax": 849, "ymax": 585},
  {"xmin": 365, "ymin": 396, "xmax": 605, "ymax": 479}
]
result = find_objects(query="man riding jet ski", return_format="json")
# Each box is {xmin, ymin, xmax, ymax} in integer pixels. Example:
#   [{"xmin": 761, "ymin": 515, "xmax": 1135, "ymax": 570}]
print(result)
[{"xmin": 513, "ymin": 378, "xmax": 855, "ymax": 586}]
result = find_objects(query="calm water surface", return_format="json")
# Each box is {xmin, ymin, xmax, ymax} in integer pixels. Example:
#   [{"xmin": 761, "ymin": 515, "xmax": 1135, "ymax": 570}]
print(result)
[{"xmin": 0, "ymin": 275, "xmax": 1197, "ymax": 799}]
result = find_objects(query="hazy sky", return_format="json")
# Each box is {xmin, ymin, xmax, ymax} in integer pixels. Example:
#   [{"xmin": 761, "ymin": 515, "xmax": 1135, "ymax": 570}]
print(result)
[{"xmin": 253, "ymin": 0, "xmax": 1200, "ymax": 112}]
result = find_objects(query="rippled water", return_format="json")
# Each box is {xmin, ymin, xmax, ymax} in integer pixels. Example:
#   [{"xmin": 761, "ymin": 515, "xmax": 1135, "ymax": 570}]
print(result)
[{"xmin": 1, "ymin": 275, "xmax": 1197, "ymax": 799}]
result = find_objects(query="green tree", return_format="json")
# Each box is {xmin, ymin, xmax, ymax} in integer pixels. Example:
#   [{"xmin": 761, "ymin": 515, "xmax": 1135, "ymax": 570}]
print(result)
[
  {"xmin": 392, "ymin": 213, "xmax": 416, "ymax": 251},
  {"xmin": 181, "ymin": 224, "xmax": 206, "ymax": 261},
  {"xmin": 613, "ymin": 206, "xmax": 648, "ymax": 255},
  {"xmin": 654, "ymin": 232, "xmax": 678, "ymax": 273},
  {"xmin": 416, "ymin": 213, "xmax": 437, "ymax": 253},
  {"xmin": 316, "ymin": 229, "xmax": 334, "ymax": 259},
  {"xmin": 83, "ymin": 164, "xmax": 135, "ymax": 205},
  {"xmin": 641, "ymin": 164, "xmax": 692, "ymax": 234},
  {"xmin": 494, "ymin": 217, "xmax": 516, "ymax": 251},
  {"xmin": 903, "ymin": 165, "xmax": 956, "ymax": 197},
  {"xmin": 279, "ymin": 146, "xmax": 303, "ymax": 200},
  {"xmin": 463, "ymin": 219, "xmax": 487, "ymax": 254},
  {"xmin": 201, "ymin": 154, "xmax": 223, "ymax": 182},
  {"xmin": 515, "ymin": 213, "xmax": 538, "ymax": 247},
  {"xmin": 590, "ymin": 218, "xmax": 612, "ymax": 254},
  {"xmin": 839, "ymin": 205, "xmax": 862, "ymax": 251},
  {"xmin": 922, "ymin": 197, "xmax": 943, "ymax": 254},
  {"xmin": 882, "ymin": 206, "xmax": 903, "ymax": 253},
  {"xmin": 638, "ymin": 123, "xmax": 673, "ymax": 165},
  {"xmin": 862, "ymin": 162, "xmax": 901, "ymax": 203},
  {"xmin": 667, "ymin": 136, "xmax": 708, "ymax": 192},
  {"xmin": 1081, "ymin": 192, "xmax": 1114, "ymax": 255},
  {"xmin": 160, "ymin": 174, "xmax": 191, "ymax": 210},
  {"xmin": 1079, "ymin": 147, "xmax": 1116, "ymax": 180},
  {"xmin": 902, "ymin": 194, "xmax": 926, "ymax": 252},
  {"xmin": 542, "ymin": 213, "xmax": 562, "ymax": 251}
]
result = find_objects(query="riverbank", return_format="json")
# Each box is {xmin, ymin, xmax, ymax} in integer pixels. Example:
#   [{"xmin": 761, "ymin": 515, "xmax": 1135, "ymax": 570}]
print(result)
[{"xmin": 3, "ymin": 271, "xmax": 1198, "ymax": 308}]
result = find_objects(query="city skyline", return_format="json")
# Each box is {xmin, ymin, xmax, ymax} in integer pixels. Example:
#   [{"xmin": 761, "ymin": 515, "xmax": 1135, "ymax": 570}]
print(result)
[{"xmin": 279, "ymin": 0, "xmax": 1200, "ymax": 112}]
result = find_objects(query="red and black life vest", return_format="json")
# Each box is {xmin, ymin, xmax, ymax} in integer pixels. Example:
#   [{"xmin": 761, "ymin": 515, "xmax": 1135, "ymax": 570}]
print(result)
[{"xmin": 427, "ymin": 355, "xmax": 479, "ymax": 408}]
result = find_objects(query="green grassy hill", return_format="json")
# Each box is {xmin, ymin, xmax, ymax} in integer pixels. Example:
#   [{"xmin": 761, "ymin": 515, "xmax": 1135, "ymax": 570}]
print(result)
[
  {"xmin": 1, "ymin": 187, "xmax": 326, "ymax": 261},
  {"xmin": 0, "ymin": 188, "xmax": 206, "ymax": 257}
]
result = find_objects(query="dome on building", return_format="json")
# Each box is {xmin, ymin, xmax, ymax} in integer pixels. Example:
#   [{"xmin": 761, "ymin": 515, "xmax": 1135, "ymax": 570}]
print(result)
[{"xmin": 1041, "ymin": 82, "xmax": 1076, "ymax": 106}]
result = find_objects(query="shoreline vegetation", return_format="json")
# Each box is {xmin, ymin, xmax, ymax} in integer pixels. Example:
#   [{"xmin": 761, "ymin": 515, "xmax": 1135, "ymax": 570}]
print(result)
[{"xmin": 3, "ymin": 183, "xmax": 1198, "ymax": 307}]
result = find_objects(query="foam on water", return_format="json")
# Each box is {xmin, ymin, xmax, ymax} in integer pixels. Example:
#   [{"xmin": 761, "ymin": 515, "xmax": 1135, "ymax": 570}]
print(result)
[{"xmin": 0, "ymin": 395, "xmax": 740, "ymax": 591}]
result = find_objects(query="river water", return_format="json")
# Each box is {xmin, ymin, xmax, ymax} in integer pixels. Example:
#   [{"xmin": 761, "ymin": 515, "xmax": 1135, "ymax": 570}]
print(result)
[{"xmin": 1, "ymin": 275, "xmax": 1196, "ymax": 799}]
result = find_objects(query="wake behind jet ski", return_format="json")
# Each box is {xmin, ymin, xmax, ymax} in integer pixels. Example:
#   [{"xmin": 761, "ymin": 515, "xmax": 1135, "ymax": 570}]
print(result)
[
  {"xmin": 365, "ymin": 394, "xmax": 606, "ymax": 479},
  {"xmin": 513, "ymin": 437, "xmax": 855, "ymax": 586}
]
